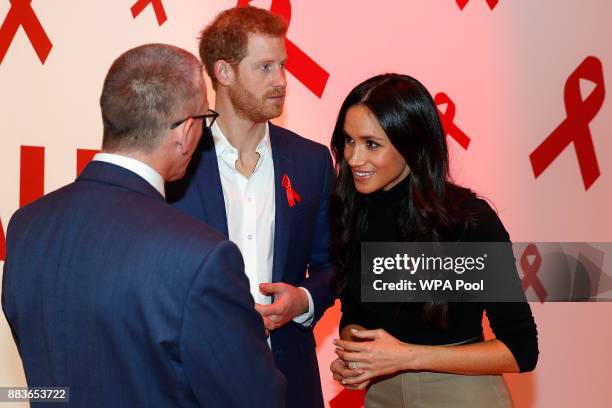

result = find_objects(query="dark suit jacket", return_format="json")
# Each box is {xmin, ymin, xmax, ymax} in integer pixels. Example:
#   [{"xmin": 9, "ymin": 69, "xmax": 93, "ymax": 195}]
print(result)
[
  {"xmin": 168, "ymin": 123, "xmax": 336, "ymax": 408},
  {"xmin": 2, "ymin": 161, "xmax": 285, "ymax": 407}
]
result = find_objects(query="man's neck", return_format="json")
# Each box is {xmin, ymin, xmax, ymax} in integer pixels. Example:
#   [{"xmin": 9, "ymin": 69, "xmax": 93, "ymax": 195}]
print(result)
[
  {"xmin": 102, "ymin": 149, "xmax": 168, "ymax": 181},
  {"xmin": 215, "ymin": 97, "xmax": 267, "ymax": 154}
]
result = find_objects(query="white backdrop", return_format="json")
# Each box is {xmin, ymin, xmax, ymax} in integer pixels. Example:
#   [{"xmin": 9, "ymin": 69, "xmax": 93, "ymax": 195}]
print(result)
[{"xmin": 1, "ymin": 1, "xmax": 611, "ymax": 407}]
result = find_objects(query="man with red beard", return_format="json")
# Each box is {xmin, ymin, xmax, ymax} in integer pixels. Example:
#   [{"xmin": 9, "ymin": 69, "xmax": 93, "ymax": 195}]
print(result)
[{"xmin": 167, "ymin": 6, "xmax": 335, "ymax": 408}]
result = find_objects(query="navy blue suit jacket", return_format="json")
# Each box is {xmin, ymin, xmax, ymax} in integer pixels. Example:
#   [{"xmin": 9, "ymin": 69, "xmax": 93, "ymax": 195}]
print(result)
[
  {"xmin": 168, "ymin": 123, "xmax": 336, "ymax": 408},
  {"xmin": 2, "ymin": 161, "xmax": 285, "ymax": 407}
]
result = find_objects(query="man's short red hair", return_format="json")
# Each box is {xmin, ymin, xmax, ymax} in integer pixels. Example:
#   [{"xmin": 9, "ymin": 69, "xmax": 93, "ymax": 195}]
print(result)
[{"xmin": 199, "ymin": 7, "xmax": 288, "ymax": 87}]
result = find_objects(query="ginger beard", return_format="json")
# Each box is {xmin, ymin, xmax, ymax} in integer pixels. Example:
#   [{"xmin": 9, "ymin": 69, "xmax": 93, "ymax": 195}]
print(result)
[{"xmin": 228, "ymin": 72, "xmax": 285, "ymax": 123}]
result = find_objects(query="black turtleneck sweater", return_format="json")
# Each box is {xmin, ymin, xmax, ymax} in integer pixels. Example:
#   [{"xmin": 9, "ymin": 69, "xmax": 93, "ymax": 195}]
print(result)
[{"xmin": 339, "ymin": 176, "xmax": 539, "ymax": 372}]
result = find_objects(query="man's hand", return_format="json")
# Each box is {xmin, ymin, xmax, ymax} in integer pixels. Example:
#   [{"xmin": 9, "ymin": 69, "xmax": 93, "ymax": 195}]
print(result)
[{"xmin": 255, "ymin": 282, "xmax": 309, "ymax": 331}]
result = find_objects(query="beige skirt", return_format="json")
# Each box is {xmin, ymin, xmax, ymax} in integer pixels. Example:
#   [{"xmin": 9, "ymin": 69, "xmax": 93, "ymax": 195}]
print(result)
[
  {"xmin": 365, "ymin": 339, "xmax": 512, "ymax": 408},
  {"xmin": 364, "ymin": 337, "xmax": 512, "ymax": 408},
  {"xmin": 365, "ymin": 370, "xmax": 512, "ymax": 408}
]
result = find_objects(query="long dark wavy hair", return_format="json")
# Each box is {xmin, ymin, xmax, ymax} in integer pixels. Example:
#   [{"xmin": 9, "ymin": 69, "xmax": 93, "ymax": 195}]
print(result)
[{"xmin": 330, "ymin": 73, "xmax": 475, "ymax": 326}]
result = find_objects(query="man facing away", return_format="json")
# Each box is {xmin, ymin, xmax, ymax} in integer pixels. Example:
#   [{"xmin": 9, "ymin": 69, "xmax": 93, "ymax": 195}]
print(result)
[
  {"xmin": 168, "ymin": 7, "xmax": 335, "ymax": 408},
  {"xmin": 2, "ymin": 43, "xmax": 285, "ymax": 407}
]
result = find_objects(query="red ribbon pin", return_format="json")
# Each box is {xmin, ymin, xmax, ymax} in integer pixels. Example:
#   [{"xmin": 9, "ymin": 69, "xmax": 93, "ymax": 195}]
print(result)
[
  {"xmin": 0, "ymin": 0, "xmax": 53, "ymax": 64},
  {"xmin": 520, "ymin": 244, "xmax": 547, "ymax": 303},
  {"xmin": 529, "ymin": 56, "xmax": 605, "ymax": 190},
  {"xmin": 435, "ymin": 92, "xmax": 471, "ymax": 150},
  {"xmin": 281, "ymin": 174, "xmax": 301, "ymax": 208},
  {"xmin": 131, "ymin": 0, "xmax": 167, "ymax": 26},
  {"xmin": 456, "ymin": 0, "xmax": 499, "ymax": 10},
  {"xmin": 237, "ymin": 0, "xmax": 329, "ymax": 98}
]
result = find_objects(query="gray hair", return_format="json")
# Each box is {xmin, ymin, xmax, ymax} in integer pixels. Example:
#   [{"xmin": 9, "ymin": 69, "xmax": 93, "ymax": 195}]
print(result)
[{"xmin": 100, "ymin": 43, "xmax": 203, "ymax": 153}]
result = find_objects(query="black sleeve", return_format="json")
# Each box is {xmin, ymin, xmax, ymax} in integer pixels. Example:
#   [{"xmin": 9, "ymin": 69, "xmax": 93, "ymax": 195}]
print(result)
[
  {"xmin": 339, "ymin": 289, "xmax": 371, "ymax": 332},
  {"xmin": 465, "ymin": 198, "xmax": 539, "ymax": 372},
  {"xmin": 485, "ymin": 302, "xmax": 539, "ymax": 372}
]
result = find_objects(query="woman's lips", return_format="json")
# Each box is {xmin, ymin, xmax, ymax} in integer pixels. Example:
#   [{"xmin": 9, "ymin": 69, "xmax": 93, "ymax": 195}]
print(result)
[{"xmin": 352, "ymin": 170, "xmax": 375, "ymax": 180}]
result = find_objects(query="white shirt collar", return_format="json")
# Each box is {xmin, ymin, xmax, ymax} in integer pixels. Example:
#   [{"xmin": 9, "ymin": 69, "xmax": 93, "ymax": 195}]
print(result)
[
  {"xmin": 93, "ymin": 152, "xmax": 165, "ymax": 198},
  {"xmin": 211, "ymin": 121, "xmax": 271, "ymax": 159}
]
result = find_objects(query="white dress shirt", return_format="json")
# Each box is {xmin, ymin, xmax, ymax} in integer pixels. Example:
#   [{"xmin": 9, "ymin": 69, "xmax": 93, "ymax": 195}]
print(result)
[
  {"xmin": 211, "ymin": 122, "xmax": 313, "ymax": 325},
  {"xmin": 93, "ymin": 153, "xmax": 165, "ymax": 198}
]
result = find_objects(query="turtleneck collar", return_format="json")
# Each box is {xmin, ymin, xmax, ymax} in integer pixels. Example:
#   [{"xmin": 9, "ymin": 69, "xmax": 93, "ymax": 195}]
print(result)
[{"xmin": 363, "ymin": 173, "xmax": 411, "ymax": 207}]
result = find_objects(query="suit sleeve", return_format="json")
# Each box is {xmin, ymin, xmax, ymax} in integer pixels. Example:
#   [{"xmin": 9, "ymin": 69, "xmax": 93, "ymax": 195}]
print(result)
[
  {"xmin": 297, "ymin": 148, "xmax": 336, "ymax": 326},
  {"xmin": 180, "ymin": 240, "xmax": 286, "ymax": 407}
]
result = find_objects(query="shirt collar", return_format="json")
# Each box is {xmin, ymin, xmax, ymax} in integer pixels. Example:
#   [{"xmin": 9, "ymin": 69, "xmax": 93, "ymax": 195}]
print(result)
[
  {"xmin": 93, "ymin": 152, "xmax": 165, "ymax": 198},
  {"xmin": 211, "ymin": 121, "xmax": 271, "ymax": 158}
]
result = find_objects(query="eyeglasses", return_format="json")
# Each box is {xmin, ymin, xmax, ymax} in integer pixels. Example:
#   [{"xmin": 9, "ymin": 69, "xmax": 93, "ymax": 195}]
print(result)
[{"xmin": 170, "ymin": 109, "xmax": 219, "ymax": 130}]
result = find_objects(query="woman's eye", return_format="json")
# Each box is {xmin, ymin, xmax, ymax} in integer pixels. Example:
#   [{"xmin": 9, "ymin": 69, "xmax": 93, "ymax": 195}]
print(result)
[
  {"xmin": 366, "ymin": 140, "xmax": 380, "ymax": 149},
  {"xmin": 344, "ymin": 136, "xmax": 354, "ymax": 144}
]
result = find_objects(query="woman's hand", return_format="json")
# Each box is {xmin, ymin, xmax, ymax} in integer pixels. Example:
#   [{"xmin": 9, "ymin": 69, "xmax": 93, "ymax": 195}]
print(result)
[
  {"xmin": 330, "ymin": 357, "xmax": 371, "ymax": 390},
  {"xmin": 331, "ymin": 324, "xmax": 372, "ymax": 389},
  {"xmin": 334, "ymin": 327, "xmax": 522, "ymax": 386},
  {"xmin": 333, "ymin": 328, "xmax": 423, "ymax": 385}
]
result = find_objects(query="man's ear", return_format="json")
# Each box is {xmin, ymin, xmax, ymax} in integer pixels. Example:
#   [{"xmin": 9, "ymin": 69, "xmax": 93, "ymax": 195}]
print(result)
[
  {"xmin": 213, "ymin": 60, "xmax": 234, "ymax": 87},
  {"xmin": 175, "ymin": 118, "xmax": 196, "ymax": 155}
]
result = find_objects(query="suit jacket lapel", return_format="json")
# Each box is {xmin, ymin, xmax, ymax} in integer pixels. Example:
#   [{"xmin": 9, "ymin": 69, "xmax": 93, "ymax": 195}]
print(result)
[
  {"xmin": 270, "ymin": 124, "xmax": 294, "ymax": 283},
  {"xmin": 197, "ymin": 139, "xmax": 229, "ymax": 237}
]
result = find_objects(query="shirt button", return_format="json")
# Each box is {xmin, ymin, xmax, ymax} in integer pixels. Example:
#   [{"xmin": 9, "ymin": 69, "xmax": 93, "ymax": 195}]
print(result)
[{"xmin": 247, "ymin": 234, "xmax": 253, "ymax": 240}]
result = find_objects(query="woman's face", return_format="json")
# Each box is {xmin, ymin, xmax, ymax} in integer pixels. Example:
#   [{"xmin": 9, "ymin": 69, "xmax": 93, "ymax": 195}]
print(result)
[{"xmin": 343, "ymin": 104, "xmax": 410, "ymax": 194}]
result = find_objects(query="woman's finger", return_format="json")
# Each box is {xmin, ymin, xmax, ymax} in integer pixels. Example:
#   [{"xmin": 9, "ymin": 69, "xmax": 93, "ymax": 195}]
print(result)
[
  {"xmin": 333, "ymin": 339, "xmax": 368, "ymax": 352},
  {"xmin": 335, "ymin": 348, "xmax": 368, "ymax": 363},
  {"xmin": 350, "ymin": 328, "xmax": 383, "ymax": 339},
  {"xmin": 330, "ymin": 358, "xmax": 363, "ymax": 377},
  {"xmin": 341, "ymin": 371, "xmax": 375, "ymax": 386}
]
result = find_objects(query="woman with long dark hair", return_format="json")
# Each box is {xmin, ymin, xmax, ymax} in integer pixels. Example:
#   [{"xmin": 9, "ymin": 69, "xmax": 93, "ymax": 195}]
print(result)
[{"xmin": 329, "ymin": 74, "xmax": 538, "ymax": 407}]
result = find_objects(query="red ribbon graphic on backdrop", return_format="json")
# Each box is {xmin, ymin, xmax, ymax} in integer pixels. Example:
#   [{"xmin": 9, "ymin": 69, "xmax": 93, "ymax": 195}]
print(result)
[
  {"xmin": 520, "ymin": 244, "xmax": 547, "ymax": 303},
  {"xmin": 131, "ymin": 0, "xmax": 167, "ymax": 26},
  {"xmin": 281, "ymin": 174, "xmax": 301, "ymax": 208},
  {"xmin": 0, "ymin": 0, "xmax": 52, "ymax": 64},
  {"xmin": 456, "ymin": 0, "xmax": 499, "ymax": 10},
  {"xmin": 329, "ymin": 389, "xmax": 365, "ymax": 408},
  {"xmin": 435, "ymin": 93, "xmax": 471, "ymax": 149},
  {"xmin": 529, "ymin": 56, "xmax": 605, "ymax": 190},
  {"xmin": 0, "ymin": 218, "xmax": 6, "ymax": 261},
  {"xmin": 237, "ymin": 0, "xmax": 329, "ymax": 98}
]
